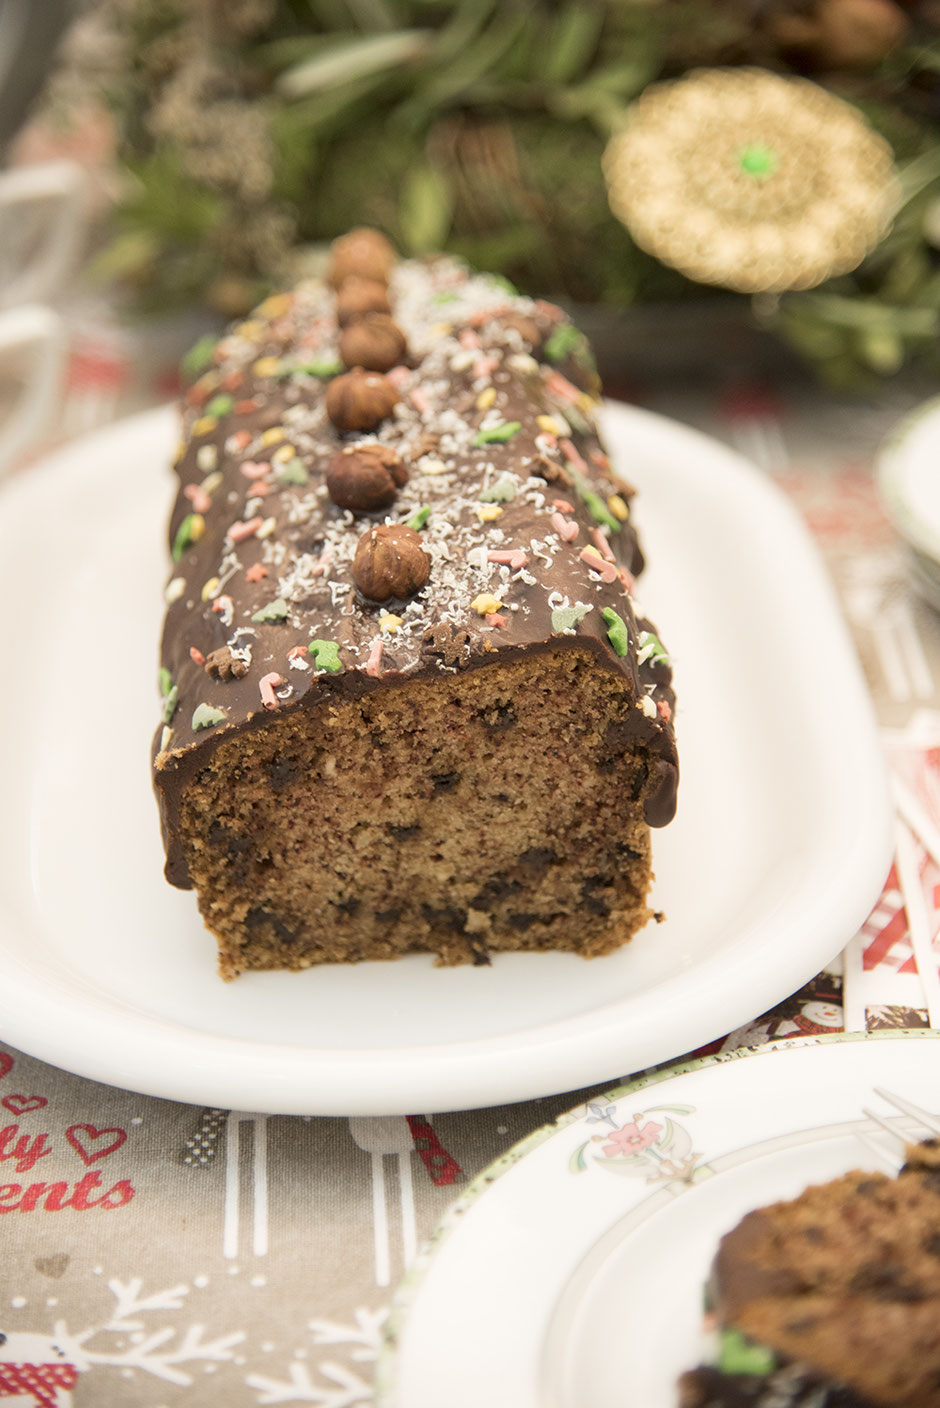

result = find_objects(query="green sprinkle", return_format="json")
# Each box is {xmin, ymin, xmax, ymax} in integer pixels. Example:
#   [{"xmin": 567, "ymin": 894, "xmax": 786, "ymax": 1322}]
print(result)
[
  {"xmin": 637, "ymin": 630, "xmax": 670, "ymax": 667},
  {"xmin": 601, "ymin": 608, "xmax": 630, "ymax": 657},
  {"xmin": 718, "ymin": 1329, "xmax": 777, "ymax": 1378},
  {"xmin": 251, "ymin": 597, "xmax": 290, "ymax": 624},
  {"xmin": 162, "ymin": 684, "xmax": 179, "ymax": 724},
  {"xmin": 192, "ymin": 702, "xmax": 226, "ymax": 731},
  {"xmin": 738, "ymin": 144, "xmax": 778, "ymax": 179},
  {"xmin": 205, "ymin": 393, "xmax": 234, "ymax": 418},
  {"xmin": 473, "ymin": 421, "xmax": 521, "ymax": 447},
  {"xmin": 544, "ymin": 323, "xmax": 583, "ymax": 364},
  {"xmin": 433, "ymin": 289, "xmax": 459, "ymax": 305},
  {"xmin": 308, "ymin": 639, "xmax": 342, "ymax": 673},
  {"xmin": 275, "ymin": 459, "xmax": 308, "ymax": 486},
  {"xmin": 479, "ymin": 477, "xmax": 517, "ymax": 503},
  {"xmin": 488, "ymin": 274, "xmax": 519, "ymax": 297},
  {"xmin": 405, "ymin": 506, "xmax": 430, "ymax": 531},
  {"xmin": 158, "ymin": 666, "xmax": 172, "ymax": 697},
  {"xmin": 551, "ymin": 604, "xmax": 591, "ymax": 634},
  {"xmin": 291, "ymin": 358, "xmax": 343, "ymax": 379},
  {"xmin": 181, "ymin": 334, "xmax": 217, "ymax": 379},
  {"xmin": 172, "ymin": 513, "xmax": 198, "ymax": 561},
  {"xmin": 581, "ymin": 489, "xmax": 620, "ymax": 533}
]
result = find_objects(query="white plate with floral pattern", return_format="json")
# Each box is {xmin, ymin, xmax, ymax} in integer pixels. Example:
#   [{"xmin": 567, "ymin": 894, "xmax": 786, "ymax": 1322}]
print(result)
[
  {"xmin": 377, "ymin": 1032, "xmax": 940, "ymax": 1407},
  {"xmin": 0, "ymin": 401, "xmax": 890, "ymax": 1113}
]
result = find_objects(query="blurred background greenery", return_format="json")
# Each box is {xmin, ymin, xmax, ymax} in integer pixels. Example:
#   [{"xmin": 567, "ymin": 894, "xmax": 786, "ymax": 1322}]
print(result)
[{"xmin": 29, "ymin": 0, "xmax": 940, "ymax": 385}]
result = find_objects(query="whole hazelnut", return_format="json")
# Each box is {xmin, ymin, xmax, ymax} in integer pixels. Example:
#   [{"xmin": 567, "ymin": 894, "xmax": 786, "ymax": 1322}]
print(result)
[
  {"xmin": 499, "ymin": 312, "xmax": 542, "ymax": 349},
  {"xmin": 336, "ymin": 276, "xmax": 392, "ymax": 327},
  {"xmin": 325, "ymin": 369, "xmax": 399, "ymax": 432},
  {"xmin": 339, "ymin": 314, "xmax": 408, "ymax": 374},
  {"xmin": 353, "ymin": 524, "xmax": 431, "ymax": 601},
  {"xmin": 328, "ymin": 227, "xmax": 396, "ymax": 289},
  {"xmin": 326, "ymin": 443, "xmax": 407, "ymax": 512}
]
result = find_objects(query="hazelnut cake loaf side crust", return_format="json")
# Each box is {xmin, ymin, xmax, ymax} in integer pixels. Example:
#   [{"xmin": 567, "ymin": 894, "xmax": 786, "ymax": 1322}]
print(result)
[{"xmin": 153, "ymin": 229, "xmax": 678, "ymax": 977}]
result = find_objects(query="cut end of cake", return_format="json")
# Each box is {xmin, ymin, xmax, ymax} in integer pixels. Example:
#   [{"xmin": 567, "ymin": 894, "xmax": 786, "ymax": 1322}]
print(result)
[{"xmin": 164, "ymin": 648, "xmax": 663, "ymax": 978}]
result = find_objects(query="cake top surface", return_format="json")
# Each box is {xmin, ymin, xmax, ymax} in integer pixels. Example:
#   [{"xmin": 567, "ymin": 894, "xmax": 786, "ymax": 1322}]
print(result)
[{"xmin": 153, "ymin": 240, "xmax": 677, "ymax": 838}]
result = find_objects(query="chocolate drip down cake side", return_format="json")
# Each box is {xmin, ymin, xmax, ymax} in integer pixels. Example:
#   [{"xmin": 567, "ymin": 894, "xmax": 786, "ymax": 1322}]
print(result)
[{"xmin": 152, "ymin": 229, "xmax": 679, "ymax": 978}]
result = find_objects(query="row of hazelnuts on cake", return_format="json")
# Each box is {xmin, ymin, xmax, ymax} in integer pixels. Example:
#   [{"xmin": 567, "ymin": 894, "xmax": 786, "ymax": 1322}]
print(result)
[{"xmin": 323, "ymin": 228, "xmax": 431, "ymax": 605}]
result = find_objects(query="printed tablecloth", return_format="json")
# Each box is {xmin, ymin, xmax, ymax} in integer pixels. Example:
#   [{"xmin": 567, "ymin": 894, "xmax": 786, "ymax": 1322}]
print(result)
[{"xmin": 1, "ymin": 348, "xmax": 939, "ymax": 1407}]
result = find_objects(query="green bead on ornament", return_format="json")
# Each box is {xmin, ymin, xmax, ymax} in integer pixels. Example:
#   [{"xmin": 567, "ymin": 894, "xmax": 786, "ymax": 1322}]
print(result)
[{"xmin": 738, "ymin": 144, "xmax": 778, "ymax": 179}]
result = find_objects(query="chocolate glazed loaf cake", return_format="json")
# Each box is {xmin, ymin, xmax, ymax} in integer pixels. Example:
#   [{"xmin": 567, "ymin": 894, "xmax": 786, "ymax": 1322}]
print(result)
[
  {"xmin": 679, "ymin": 1141, "xmax": 940, "ymax": 1408},
  {"xmin": 152, "ymin": 229, "xmax": 678, "ymax": 978}
]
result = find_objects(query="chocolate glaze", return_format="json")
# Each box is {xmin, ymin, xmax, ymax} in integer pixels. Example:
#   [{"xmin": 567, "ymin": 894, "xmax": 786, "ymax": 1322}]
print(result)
[{"xmin": 153, "ymin": 254, "xmax": 678, "ymax": 888}]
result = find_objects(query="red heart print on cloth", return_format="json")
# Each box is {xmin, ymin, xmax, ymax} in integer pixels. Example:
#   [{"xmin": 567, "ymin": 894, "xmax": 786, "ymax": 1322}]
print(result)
[
  {"xmin": 0, "ymin": 1053, "xmax": 12, "ymax": 1080},
  {"xmin": 65, "ymin": 1124, "xmax": 127, "ymax": 1165},
  {"xmin": 1, "ymin": 1095, "xmax": 47, "ymax": 1114}
]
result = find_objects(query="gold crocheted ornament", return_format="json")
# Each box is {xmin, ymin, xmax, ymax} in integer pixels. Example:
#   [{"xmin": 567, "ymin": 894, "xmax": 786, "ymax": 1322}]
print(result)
[{"xmin": 603, "ymin": 68, "xmax": 901, "ymax": 294}]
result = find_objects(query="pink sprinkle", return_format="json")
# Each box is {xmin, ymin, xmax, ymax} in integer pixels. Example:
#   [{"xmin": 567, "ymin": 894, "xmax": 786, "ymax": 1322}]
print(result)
[
  {"xmin": 592, "ymin": 528, "xmax": 614, "ymax": 562},
  {"xmin": 312, "ymin": 550, "xmax": 333, "ymax": 576},
  {"xmin": 560, "ymin": 438, "xmax": 588, "ymax": 474},
  {"xmin": 240, "ymin": 460, "xmax": 270, "ymax": 480},
  {"xmin": 551, "ymin": 512, "xmax": 579, "ymax": 542},
  {"xmin": 581, "ymin": 547, "xmax": 618, "ymax": 583},
  {"xmin": 183, "ymin": 483, "xmax": 212, "ymax": 514},
  {"xmin": 259, "ymin": 672, "xmax": 284, "ymax": 710},
  {"xmin": 251, "ymin": 481, "xmax": 273, "ymax": 497},
  {"xmin": 534, "ymin": 300, "xmax": 564, "ymax": 322},
  {"xmin": 590, "ymin": 449, "xmax": 611, "ymax": 471},
  {"xmin": 472, "ymin": 356, "xmax": 499, "ymax": 380},
  {"xmin": 467, "ymin": 305, "xmax": 510, "ymax": 328},
  {"xmin": 287, "ymin": 645, "xmax": 308, "ymax": 660},
  {"xmin": 487, "ymin": 549, "xmax": 528, "ymax": 570},
  {"xmin": 459, "ymin": 328, "xmax": 481, "ymax": 348},
  {"xmin": 619, "ymin": 568, "xmax": 635, "ymax": 593},
  {"xmin": 485, "ymin": 612, "xmax": 507, "ymax": 628},
  {"xmin": 212, "ymin": 594, "xmax": 233, "ymax": 615},
  {"xmin": 410, "ymin": 386, "xmax": 431, "ymax": 415},
  {"xmin": 386, "ymin": 365, "xmax": 411, "ymax": 389},
  {"xmin": 229, "ymin": 516, "xmax": 263, "ymax": 543},
  {"xmin": 552, "ymin": 498, "xmax": 574, "ymax": 513},
  {"xmin": 189, "ymin": 646, "xmax": 206, "ymax": 665},
  {"xmin": 546, "ymin": 371, "xmax": 581, "ymax": 404},
  {"xmin": 229, "ymin": 429, "xmax": 252, "ymax": 451},
  {"xmin": 365, "ymin": 638, "xmax": 384, "ymax": 677},
  {"xmin": 245, "ymin": 562, "xmax": 268, "ymax": 582},
  {"xmin": 535, "ymin": 433, "xmax": 558, "ymax": 453},
  {"xmin": 657, "ymin": 699, "xmax": 673, "ymax": 722}
]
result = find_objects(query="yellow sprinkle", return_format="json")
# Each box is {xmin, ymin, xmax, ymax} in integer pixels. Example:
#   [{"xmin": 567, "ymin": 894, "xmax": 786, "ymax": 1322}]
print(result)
[
  {"xmin": 471, "ymin": 593, "xmax": 503, "ymax": 616},
  {"xmin": 428, "ymin": 321, "xmax": 452, "ymax": 338},
  {"xmin": 189, "ymin": 513, "xmax": 206, "ymax": 543},
  {"xmin": 536, "ymin": 414, "xmax": 560, "ymax": 435},
  {"xmin": 253, "ymin": 356, "xmax": 282, "ymax": 378},
  {"xmin": 582, "ymin": 544, "xmax": 603, "ymax": 562},
  {"xmin": 476, "ymin": 503, "xmax": 503, "ymax": 522},
  {"xmin": 172, "ymin": 440, "xmax": 186, "ymax": 466},
  {"xmin": 476, "ymin": 387, "xmax": 496, "ymax": 410},
  {"xmin": 379, "ymin": 613, "xmax": 404, "ymax": 633},
  {"xmin": 201, "ymin": 576, "xmax": 220, "ymax": 601},
  {"xmin": 200, "ymin": 470, "xmax": 223, "ymax": 495},
  {"xmin": 576, "ymin": 392, "xmax": 599, "ymax": 415},
  {"xmin": 191, "ymin": 416, "xmax": 218, "ymax": 437},
  {"xmin": 235, "ymin": 319, "xmax": 264, "ymax": 341},
  {"xmin": 271, "ymin": 443, "xmax": 295, "ymax": 464},
  {"xmin": 259, "ymin": 426, "xmax": 286, "ymax": 446},
  {"xmin": 257, "ymin": 516, "xmax": 277, "ymax": 539},
  {"xmin": 258, "ymin": 293, "xmax": 291, "ymax": 320},
  {"xmin": 608, "ymin": 493, "xmax": 629, "ymax": 522}
]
